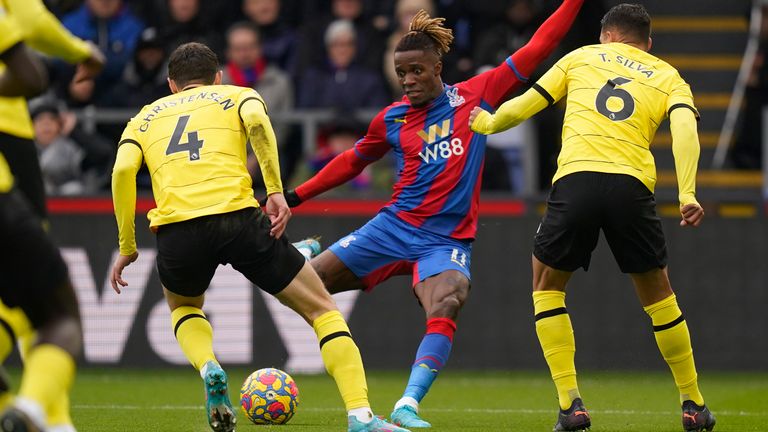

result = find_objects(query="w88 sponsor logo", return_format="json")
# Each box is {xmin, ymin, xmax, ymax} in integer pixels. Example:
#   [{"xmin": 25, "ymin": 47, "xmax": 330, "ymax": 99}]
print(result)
[{"xmin": 418, "ymin": 138, "xmax": 464, "ymax": 163}]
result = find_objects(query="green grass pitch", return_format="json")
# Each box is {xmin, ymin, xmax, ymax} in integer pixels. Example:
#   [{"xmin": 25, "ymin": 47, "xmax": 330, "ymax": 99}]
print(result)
[{"xmin": 8, "ymin": 368, "xmax": 765, "ymax": 431}]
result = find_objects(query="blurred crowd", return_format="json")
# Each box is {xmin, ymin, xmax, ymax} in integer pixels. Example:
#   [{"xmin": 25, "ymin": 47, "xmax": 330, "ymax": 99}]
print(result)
[{"xmin": 30, "ymin": 0, "xmax": 607, "ymax": 196}]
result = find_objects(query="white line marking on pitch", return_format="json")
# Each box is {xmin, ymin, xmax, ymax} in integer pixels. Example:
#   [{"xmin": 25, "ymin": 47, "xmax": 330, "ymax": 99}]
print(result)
[{"xmin": 71, "ymin": 405, "xmax": 765, "ymax": 417}]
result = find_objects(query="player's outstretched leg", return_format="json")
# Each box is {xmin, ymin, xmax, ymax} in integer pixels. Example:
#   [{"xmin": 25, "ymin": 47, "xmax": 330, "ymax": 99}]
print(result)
[
  {"xmin": 642, "ymin": 294, "xmax": 715, "ymax": 432},
  {"xmin": 170, "ymin": 304, "xmax": 236, "ymax": 432},
  {"xmin": 293, "ymin": 238, "xmax": 322, "ymax": 260},
  {"xmin": 391, "ymin": 318, "xmax": 457, "ymax": 428},
  {"xmin": 275, "ymin": 262, "xmax": 410, "ymax": 432}
]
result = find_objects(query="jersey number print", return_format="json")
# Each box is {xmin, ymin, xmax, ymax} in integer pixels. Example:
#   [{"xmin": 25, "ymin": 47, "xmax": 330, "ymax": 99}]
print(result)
[
  {"xmin": 166, "ymin": 115, "xmax": 204, "ymax": 160},
  {"xmin": 595, "ymin": 77, "xmax": 635, "ymax": 121}
]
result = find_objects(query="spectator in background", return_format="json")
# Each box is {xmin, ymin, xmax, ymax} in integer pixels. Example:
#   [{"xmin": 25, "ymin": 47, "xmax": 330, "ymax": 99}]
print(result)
[
  {"xmin": 60, "ymin": 0, "xmax": 144, "ymax": 105},
  {"xmin": 32, "ymin": 104, "xmax": 86, "ymax": 195},
  {"xmin": 242, "ymin": 0, "xmax": 299, "ymax": 76},
  {"xmin": 105, "ymin": 27, "xmax": 170, "ymax": 108},
  {"xmin": 474, "ymin": 0, "xmax": 538, "ymax": 70},
  {"xmin": 222, "ymin": 21, "xmax": 295, "ymax": 180},
  {"xmin": 310, "ymin": 117, "xmax": 372, "ymax": 191},
  {"xmin": 297, "ymin": 0, "xmax": 386, "ymax": 76},
  {"xmin": 383, "ymin": 0, "xmax": 435, "ymax": 98},
  {"xmin": 157, "ymin": 0, "xmax": 224, "ymax": 58},
  {"xmin": 298, "ymin": 20, "xmax": 389, "ymax": 110}
]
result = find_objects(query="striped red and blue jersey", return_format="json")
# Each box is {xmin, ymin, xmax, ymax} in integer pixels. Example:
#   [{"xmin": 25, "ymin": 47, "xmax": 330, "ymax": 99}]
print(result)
[{"xmin": 352, "ymin": 57, "xmax": 528, "ymax": 240}]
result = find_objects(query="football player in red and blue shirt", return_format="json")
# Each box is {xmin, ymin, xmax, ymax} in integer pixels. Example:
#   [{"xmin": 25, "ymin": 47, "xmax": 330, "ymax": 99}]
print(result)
[{"xmin": 285, "ymin": 2, "xmax": 583, "ymax": 427}]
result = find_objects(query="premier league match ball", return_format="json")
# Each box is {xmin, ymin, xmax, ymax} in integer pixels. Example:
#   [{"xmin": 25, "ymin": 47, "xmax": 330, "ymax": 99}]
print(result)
[{"xmin": 240, "ymin": 368, "xmax": 299, "ymax": 425}]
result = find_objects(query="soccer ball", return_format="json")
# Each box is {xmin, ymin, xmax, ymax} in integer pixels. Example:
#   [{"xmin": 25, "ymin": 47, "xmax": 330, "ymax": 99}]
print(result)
[{"xmin": 240, "ymin": 368, "xmax": 299, "ymax": 425}]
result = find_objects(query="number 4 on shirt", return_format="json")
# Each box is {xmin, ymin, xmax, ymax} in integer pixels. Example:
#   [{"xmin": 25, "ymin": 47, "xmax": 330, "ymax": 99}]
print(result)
[{"xmin": 166, "ymin": 115, "xmax": 204, "ymax": 160}]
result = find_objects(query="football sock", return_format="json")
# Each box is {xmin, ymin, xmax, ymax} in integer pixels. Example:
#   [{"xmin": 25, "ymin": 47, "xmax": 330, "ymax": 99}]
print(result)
[
  {"xmin": 18, "ymin": 344, "xmax": 75, "ymax": 417},
  {"xmin": 313, "ymin": 310, "xmax": 369, "ymax": 412},
  {"xmin": 397, "ymin": 317, "xmax": 456, "ymax": 409},
  {"xmin": 533, "ymin": 291, "xmax": 580, "ymax": 410},
  {"xmin": 644, "ymin": 294, "xmax": 704, "ymax": 405},
  {"xmin": 171, "ymin": 306, "xmax": 216, "ymax": 372}
]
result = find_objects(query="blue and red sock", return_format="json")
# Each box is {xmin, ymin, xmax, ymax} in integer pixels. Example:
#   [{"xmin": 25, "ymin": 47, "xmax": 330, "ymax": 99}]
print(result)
[{"xmin": 401, "ymin": 318, "xmax": 457, "ymax": 404}]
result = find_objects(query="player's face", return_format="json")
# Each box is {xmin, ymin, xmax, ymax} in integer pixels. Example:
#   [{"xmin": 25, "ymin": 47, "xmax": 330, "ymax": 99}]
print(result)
[{"xmin": 394, "ymin": 49, "xmax": 443, "ymax": 107}]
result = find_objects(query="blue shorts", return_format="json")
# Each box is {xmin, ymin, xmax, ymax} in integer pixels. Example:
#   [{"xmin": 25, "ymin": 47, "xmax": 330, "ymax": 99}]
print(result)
[{"xmin": 328, "ymin": 211, "xmax": 472, "ymax": 290}]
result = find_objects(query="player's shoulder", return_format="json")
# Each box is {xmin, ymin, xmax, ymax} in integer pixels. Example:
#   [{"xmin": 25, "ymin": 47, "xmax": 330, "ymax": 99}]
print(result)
[{"xmin": 375, "ymin": 98, "xmax": 411, "ymax": 123}]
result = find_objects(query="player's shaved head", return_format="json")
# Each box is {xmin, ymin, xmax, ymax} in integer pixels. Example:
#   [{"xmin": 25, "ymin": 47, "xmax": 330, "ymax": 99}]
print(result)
[
  {"xmin": 600, "ymin": 3, "xmax": 651, "ymax": 44},
  {"xmin": 168, "ymin": 42, "xmax": 219, "ymax": 89}
]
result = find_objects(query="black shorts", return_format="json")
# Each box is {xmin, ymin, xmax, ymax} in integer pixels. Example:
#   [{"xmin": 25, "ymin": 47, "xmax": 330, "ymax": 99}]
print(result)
[
  {"xmin": 0, "ymin": 133, "xmax": 47, "ymax": 219},
  {"xmin": 156, "ymin": 207, "xmax": 305, "ymax": 297},
  {"xmin": 533, "ymin": 172, "xmax": 668, "ymax": 273},
  {"xmin": 0, "ymin": 190, "xmax": 77, "ymax": 328}
]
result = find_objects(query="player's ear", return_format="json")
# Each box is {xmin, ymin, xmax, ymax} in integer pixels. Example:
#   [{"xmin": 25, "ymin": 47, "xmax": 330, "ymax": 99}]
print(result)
[
  {"xmin": 168, "ymin": 78, "xmax": 179, "ymax": 94},
  {"xmin": 214, "ymin": 70, "xmax": 223, "ymax": 85},
  {"xmin": 434, "ymin": 60, "xmax": 442, "ymax": 77},
  {"xmin": 646, "ymin": 37, "xmax": 653, "ymax": 51}
]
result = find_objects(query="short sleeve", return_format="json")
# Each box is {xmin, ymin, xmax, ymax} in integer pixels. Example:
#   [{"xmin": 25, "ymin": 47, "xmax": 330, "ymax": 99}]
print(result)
[
  {"xmin": 118, "ymin": 116, "xmax": 143, "ymax": 150},
  {"xmin": 533, "ymin": 52, "xmax": 575, "ymax": 105},
  {"xmin": 666, "ymin": 75, "xmax": 699, "ymax": 120}
]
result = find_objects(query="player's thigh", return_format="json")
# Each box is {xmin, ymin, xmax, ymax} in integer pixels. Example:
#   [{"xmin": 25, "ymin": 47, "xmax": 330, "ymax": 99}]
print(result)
[
  {"xmin": 310, "ymin": 249, "xmax": 366, "ymax": 294},
  {"xmin": 0, "ymin": 190, "xmax": 76, "ymax": 329},
  {"xmin": 155, "ymin": 218, "xmax": 218, "ymax": 298},
  {"xmin": 325, "ymin": 214, "xmax": 410, "ymax": 291},
  {"xmin": 0, "ymin": 134, "xmax": 47, "ymax": 219},
  {"xmin": 602, "ymin": 175, "xmax": 668, "ymax": 274},
  {"xmin": 222, "ymin": 208, "xmax": 306, "ymax": 296},
  {"xmin": 416, "ymin": 270, "xmax": 470, "ymax": 319},
  {"xmin": 533, "ymin": 173, "xmax": 601, "ymax": 272},
  {"xmin": 274, "ymin": 261, "xmax": 338, "ymax": 324},
  {"xmin": 412, "ymin": 237, "xmax": 472, "ymax": 317}
]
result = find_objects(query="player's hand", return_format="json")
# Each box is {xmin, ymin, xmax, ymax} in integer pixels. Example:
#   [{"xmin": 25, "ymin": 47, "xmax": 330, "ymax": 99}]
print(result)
[
  {"xmin": 110, "ymin": 251, "xmax": 139, "ymax": 294},
  {"xmin": 265, "ymin": 192, "xmax": 291, "ymax": 238},
  {"xmin": 680, "ymin": 203, "xmax": 704, "ymax": 227},
  {"xmin": 468, "ymin": 106, "xmax": 487, "ymax": 132},
  {"xmin": 73, "ymin": 42, "xmax": 105, "ymax": 83}
]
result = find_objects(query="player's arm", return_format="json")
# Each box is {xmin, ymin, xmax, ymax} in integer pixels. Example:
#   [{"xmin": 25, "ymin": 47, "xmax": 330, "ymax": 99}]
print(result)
[
  {"xmin": 4, "ymin": 0, "xmax": 105, "ymax": 80},
  {"xmin": 0, "ymin": 15, "xmax": 47, "ymax": 97},
  {"xmin": 669, "ymin": 107, "xmax": 703, "ymax": 227},
  {"xmin": 292, "ymin": 110, "xmax": 391, "ymax": 204},
  {"xmin": 470, "ymin": 87, "xmax": 550, "ymax": 135},
  {"xmin": 240, "ymin": 95, "xmax": 293, "ymax": 238},
  {"xmin": 110, "ymin": 132, "xmax": 143, "ymax": 293}
]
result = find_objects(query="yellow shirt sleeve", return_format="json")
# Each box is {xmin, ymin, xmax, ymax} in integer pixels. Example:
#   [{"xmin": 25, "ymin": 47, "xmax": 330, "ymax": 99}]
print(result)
[
  {"xmin": 471, "ymin": 87, "xmax": 550, "ymax": 135},
  {"xmin": 0, "ymin": 12, "xmax": 23, "ymax": 54},
  {"xmin": 4, "ymin": 0, "xmax": 90, "ymax": 63},
  {"xmin": 0, "ymin": 153, "xmax": 13, "ymax": 193},
  {"xmin": 533, "ymin": 50, "xmax": 574, "ymax": 104},
  {"xmin": 669, "ymin": 108, "xmax": 700, "ymax": 207},
  {"xmin": 238, "ymin": 91, "xmax": 283, "ymax": 195},
  {"xmin": 112, "ymin": 124, "xmax": 144, "ymax": 256}
]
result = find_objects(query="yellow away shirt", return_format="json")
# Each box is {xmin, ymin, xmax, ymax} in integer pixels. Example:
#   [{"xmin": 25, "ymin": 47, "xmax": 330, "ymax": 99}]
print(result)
[
  {"xmin": 0, "ymin": 0, "xmax": 91, "ymax": 138},
  {"xmin": 0, "ymin": 152, "xmax": 13, "ymax": 193},
  {"xmin": 535, "ymin": 43, "xmax": 699, "ymax": 192},
  {"xmin": 112, "ymin": 85, "xmax": 283, "ymax": 255}
]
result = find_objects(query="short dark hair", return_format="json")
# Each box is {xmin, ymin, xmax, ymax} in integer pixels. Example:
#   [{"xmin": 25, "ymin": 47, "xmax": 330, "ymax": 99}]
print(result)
[
  {"xmin": 168, "ymin": 42, "xmax": 219, "ymax": 88},
  {"xmin": 601, "ymin": 3, "xmax": 651, "ymax": 43}
]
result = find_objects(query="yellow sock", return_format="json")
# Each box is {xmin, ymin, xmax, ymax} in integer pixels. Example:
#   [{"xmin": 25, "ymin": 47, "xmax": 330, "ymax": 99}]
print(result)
[
  {"xmin": 644, "ymin": 294, "xmax": 704, "ymax": 405},
  {"xmin": 171, "ymin": 306, "xmax": 217, "ymax": 371},
  {"xmin": 19, "ymin": 344, "xmax": 75, "ymax": 416},
  {"xmin": 313, "ymin": 310, "xmax": 369, "ymax": 411},
  {"xmin": 533, "ymin": 291, "xmax": 580, "ymax": 410},
  {"xmin": 46, "ymin": 394, "xmax": 73, "ymax": 426}
]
